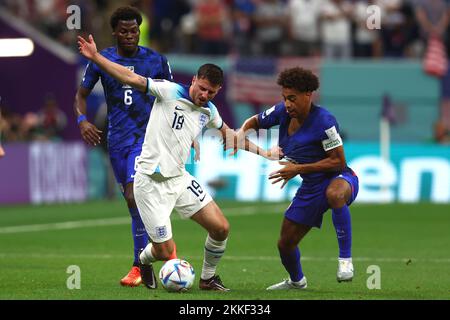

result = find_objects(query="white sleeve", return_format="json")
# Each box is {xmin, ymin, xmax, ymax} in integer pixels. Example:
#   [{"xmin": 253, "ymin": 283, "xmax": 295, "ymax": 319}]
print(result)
[
  {"xmin": 146, "ymin": 78, "xmax": 179, "ymax": 100},
  {"xmin": 206, "ymin": 103, "xmax": 223, "ymax": 129},
  {"xmin": 321, "ymin": 126, "xmax": 343, "ymax": 151}
]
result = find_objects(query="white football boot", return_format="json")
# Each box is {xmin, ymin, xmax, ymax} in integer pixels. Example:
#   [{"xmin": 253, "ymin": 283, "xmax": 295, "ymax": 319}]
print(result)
[
  {"xmin": 337, "ymin": 258, "xmax": 354, "ymax": 282},
  {"xmin": 266, "ymin": 276, "xmax": 307, "ymax": 290}
]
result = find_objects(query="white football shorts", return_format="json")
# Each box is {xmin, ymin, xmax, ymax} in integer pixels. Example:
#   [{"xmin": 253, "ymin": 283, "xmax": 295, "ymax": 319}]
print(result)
[{"xmin": 133, "ymin": 171, "xmax": 212, "ymax": 243}]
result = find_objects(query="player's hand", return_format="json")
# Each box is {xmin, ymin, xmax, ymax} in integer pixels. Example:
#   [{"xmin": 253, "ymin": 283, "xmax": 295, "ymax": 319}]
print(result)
[
  {"xmin": 77, "ymin": 34, "xmax": 98, "ymax": 60},
  {"xmin": 79, "ymin": 120, "xmax": 102, "ymax": 146},
  {"xmin": 263, "ymin": 146, "xmax": 284, "ymax": 160},
  {"xmin": 268, "ymin": 160, "xmax": 301, "ymax": 189},
  {"xmin": 192, "ymin": 139, "xmax": 200, "ymax": 162},
  {"xmin": 0, "ymin": 145, "xmax": 5, "ymax": 158}
]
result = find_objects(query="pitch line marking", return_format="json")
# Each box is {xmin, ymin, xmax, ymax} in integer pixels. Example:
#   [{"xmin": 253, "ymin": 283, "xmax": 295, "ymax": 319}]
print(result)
[
  {"xmin": 0, "ymin": 204, "xmax": 287, "ymax": 234},
  {"xmin": 0, "ymin": 253, "xmax": 448, "ymax": 264}
]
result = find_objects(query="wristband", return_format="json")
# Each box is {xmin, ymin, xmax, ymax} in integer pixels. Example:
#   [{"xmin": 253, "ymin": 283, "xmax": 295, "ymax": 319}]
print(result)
[{"xmin": 77, "ymin": 114, "xmax": 87, "ymax": 125}]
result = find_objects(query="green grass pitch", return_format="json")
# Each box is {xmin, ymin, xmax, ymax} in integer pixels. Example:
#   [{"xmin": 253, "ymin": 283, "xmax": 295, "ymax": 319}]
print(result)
[{"xmin": 0, "ymin": 200, "xmax": 449, "ymax": 300}]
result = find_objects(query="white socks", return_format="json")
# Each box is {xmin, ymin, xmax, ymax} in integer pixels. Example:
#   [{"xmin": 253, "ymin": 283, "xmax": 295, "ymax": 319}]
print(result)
[
  {"xmin": 201, "ymin": 234, "xmax": 227, "ymax": 280},
  {"xmin": 139, "ymin": 243, "xmax": 156, "ymax": 265}
]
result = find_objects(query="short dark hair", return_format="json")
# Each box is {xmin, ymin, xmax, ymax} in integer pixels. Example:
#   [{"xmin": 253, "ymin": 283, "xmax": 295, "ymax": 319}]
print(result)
[
  {"xmin": 197, "ymin": 64, "xmax": 224, "ymax": 87},
  {"xmin": 277, "ymin": 67, "xmax": 319, "ymax": 93},
  {"xmin": 110, "ymin": 6, "xmax": 142, "ymax": 30}
]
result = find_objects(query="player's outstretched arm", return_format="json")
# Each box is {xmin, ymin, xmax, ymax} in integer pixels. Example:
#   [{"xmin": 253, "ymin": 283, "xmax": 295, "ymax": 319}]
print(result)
[
  {"xmin": 229, "ymin": 115, "xmax": 283, "ymax": 160},
  {"xmin": 77, "ymin": 35, "xmax": 148, "ymax": 92},
  {"xmin": 220, "ymin": 122, "xmax": 280, "ymax": 160}
]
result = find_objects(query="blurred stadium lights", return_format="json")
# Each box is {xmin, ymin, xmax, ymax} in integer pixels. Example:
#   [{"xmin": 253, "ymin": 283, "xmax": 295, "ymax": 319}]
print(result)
[{"xmin": 0, "ymin": 38, "xmax": 34, "ymax": 57}]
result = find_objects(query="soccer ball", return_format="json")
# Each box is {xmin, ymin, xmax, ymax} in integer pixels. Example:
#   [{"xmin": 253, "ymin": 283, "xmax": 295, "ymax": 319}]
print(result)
[{"xmin": 159, "ymin": 259, "xmax": 195, "ymax": 292}]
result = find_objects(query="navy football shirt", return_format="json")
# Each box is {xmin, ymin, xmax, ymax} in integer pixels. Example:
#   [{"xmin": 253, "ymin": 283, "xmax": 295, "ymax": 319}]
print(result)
[
  {"xmin": 258, "ymin": 102, "xmax": 346, "ymax": 185},
  {"xmin": 81, "ymin": 46, "xmax": 173, "ymax": 150}
]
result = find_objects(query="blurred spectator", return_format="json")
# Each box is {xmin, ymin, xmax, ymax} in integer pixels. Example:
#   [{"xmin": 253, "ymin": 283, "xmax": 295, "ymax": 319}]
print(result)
[
  {"xmin": 0, "ymin": 108, "xmax": 25, "ymax": 142},
  {"xmin": 149, "ymin": 0, "xmax": 191, "ymax": 53},
  {"xmin": 415, "ymin": 0, "xmax": 449, "ymax": 41},
  {"xmin": 252, "ymin": 0, "xmax": 288, "ymax": 56},
  {"xmin": 194, "ymin": 0, "xmax": 231, "ymax": 55},
  {"xmin": 231, "ymin": 0, "xmax": 256, "ymax": 56},
  {"xmin": 416, "ymin": 0, "xmax": 450, "ymax": 133},
  {"xmin": 434, "ymin": 120, "xmax": 450, "ymax": 143},
  {"xmin": 21, "ymin": 112, "xmax": 40, "ymax": 140},
  {"xmin": 376, "ymin": 0, "xmax": 418, "ymax": 58},
  {"xmin": 35, "ymin": 94, "xmax": 67, "ymax": 141},
  {"xmin": 0, "ymin": 0, "xmax": 444, "ymax": 60},
  {"xmin": 33, "ymin": 0, "xmax": 69, "ymax": 40},
  {"xmin": 320, "ymin": 0, "xmax": 354, "ymax": 59},
  {"xmin": 287, "ymin": 0, "xmax": 323, "ymax": 57},
  {"xmin": 353, "ymin": 0, "xmax": 379, "ymax": 57}
]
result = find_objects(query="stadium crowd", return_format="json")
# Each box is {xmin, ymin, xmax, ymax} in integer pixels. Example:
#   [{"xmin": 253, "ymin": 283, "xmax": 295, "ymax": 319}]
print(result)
[
  {"xmin": 1, "ymin": 0, "xmax": 449, "ymax": 59},
  {"xmin": 1, "ymin": 0, "xmax": 450, "ymax": 144},
  {"xmin": 0, "ymin": 94, "xmax": 67, "ymax": 142}
]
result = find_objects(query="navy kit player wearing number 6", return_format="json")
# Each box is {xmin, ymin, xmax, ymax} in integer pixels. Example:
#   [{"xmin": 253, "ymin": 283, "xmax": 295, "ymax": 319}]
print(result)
[
  {"xmin": 237, "ymin": 67, "xmax": 359, "ymax": 289},
  {"xmin": 77, "ymin": 29, "xmax": 278, "ymax": 290},
  {"xmin": 74, "ymin": 6, "xmax": 177, "ymax": 287}
]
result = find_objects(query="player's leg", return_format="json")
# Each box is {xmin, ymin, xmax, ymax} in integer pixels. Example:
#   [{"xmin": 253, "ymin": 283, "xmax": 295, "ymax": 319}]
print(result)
[
  {"xmin": 123, "ymin": 182, "xmax": 148, "ymax": 265},
  {"xmin": 327, "ymin": 171, "xmax": 359, "ymax": 282},
  {"xmin": 120, "ymin": 150, "xmax": 178, "ymax": 287},
  {"xmin": 190, "ymin": 201, "xmax": 230, "ymax": 291},
  {"xmin": 108, "ymin": 150, "xmax": 142, "ymax": 286},
  {"xmin": 134, "ymin": 171, "xmax": 180, "ymax": 289},
  {"xmin": 175, "ymin": 174, "xmax": 230, "ymax": 291},
  {"xmin": 267, "ymin": 218, "xmax": 311, "ymax": 290},
  {"xmin": 124, "ymin": 181, "xmax": 177, "ymax": 260}
]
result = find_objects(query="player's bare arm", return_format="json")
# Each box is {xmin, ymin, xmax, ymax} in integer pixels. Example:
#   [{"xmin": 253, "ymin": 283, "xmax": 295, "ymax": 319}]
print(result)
[
  {"xmin": 74, "ymin": 86, "xmax": 102, "ymax": 146},
  {"xmin": 231, "ymin": 115, "xmax": 283, "ymax": 159},
  {"xmin": 220, "ymin": 122, "xmax": 279, "ymax": 160},
  {"xmin": 77, "ymin": 35, "xmax": 147, "ymax": 92},
  {"xmin": 269, "ymin": 146, "xmax": 347, "ymax": 188}
]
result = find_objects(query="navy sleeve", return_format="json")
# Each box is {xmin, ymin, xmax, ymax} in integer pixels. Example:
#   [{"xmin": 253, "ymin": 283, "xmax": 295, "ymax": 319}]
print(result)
[
  {"xmin": 160, "ymin": 55, "xmax": 173, "ymax": 81},
  {"xmin": 80, "ymin": 61, "xmax": 100, "ymax": 90},
  {"xmin": 318, "ymin": 113, "xmax": 340, "ymax": 141},
  {"xmin": 257, "ymin": 103, "xmax": 285, "ymax": 129}
]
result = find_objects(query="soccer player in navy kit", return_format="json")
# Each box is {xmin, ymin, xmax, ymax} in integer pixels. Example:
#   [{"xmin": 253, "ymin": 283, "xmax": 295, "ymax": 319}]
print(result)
[
  {"xmin": 237, "ymin": 67, "xmax": 359, "ymax": 289},
  {"xmin": 74, "ymin": 6, "xmax": 177, "ymax": 287}
]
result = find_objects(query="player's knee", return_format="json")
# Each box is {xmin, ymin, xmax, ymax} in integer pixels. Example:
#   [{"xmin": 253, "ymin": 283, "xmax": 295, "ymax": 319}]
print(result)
[
  {"xmin": 326, "ymin": 188, "xmax": 346, "ymax": 209},
  {"xmin": 277, "ymin": 237, "xmax": 296, "ymax": 253},
  {"xmin": 210, "ymin": 218, "xmax": 229, "ymax": 241}
]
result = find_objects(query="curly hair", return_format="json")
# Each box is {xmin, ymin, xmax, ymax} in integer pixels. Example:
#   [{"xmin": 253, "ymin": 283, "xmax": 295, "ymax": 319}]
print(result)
[
  {"xmin": 110, "ymin": 6, "xmax": 142, "ymax": 30},
  {"xmin": 277, "ymin": 67, "xmax": 319, "ymax": 93}
]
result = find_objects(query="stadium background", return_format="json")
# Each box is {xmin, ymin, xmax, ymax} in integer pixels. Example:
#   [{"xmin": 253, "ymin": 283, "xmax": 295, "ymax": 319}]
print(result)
[{"xmin": 0, "ymin": 0, "xmax": 449, "ymax": 300}]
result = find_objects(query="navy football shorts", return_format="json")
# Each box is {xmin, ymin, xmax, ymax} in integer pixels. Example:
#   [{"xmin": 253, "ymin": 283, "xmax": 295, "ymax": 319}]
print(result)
[
  {"xmin": 285, "ymin": 170, "xmax": 359, "ymax": 228},
  {"xmin": 109, "ymin": 145, "xmax": 142, "ymax": 190}
]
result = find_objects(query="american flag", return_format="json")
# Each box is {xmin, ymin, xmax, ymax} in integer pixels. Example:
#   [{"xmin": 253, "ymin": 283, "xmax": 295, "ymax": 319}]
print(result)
[{"xmin": 228, "ymin": 57, "xmax": 322, "ymax": 106}]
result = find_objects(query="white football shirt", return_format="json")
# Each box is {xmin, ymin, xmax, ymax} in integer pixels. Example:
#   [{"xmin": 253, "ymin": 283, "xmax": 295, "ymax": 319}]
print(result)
[{"xmin": 136, "ymin": 78, "xmax": 223, "ymax": 177}]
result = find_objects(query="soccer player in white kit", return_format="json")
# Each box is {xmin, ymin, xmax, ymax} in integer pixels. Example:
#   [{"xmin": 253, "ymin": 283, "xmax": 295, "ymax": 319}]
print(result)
[{"xmin": 77, "ymin": 34, "xmax": 273, "ymax": 291}]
